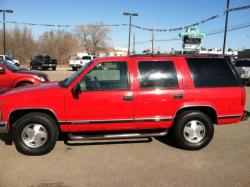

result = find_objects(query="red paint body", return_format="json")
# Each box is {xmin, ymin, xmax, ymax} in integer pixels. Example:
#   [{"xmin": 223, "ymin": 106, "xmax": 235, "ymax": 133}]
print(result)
[
  {"xmin": 0, "ymin": 63, "xmax": 48, "ymax": 89},
  {"xmin": 0, "ymin": 56, "xmax": 246, "ymax": 133}
]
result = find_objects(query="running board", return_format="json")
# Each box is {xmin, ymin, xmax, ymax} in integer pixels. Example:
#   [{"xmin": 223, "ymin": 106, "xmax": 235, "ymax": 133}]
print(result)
[{"xmin": 68, "ymin": 130, "xmax": 168, "ymax": 141}]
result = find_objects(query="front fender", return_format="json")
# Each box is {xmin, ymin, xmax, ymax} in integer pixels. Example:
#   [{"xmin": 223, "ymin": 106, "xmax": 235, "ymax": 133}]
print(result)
[{"xmin": 12, "ymin": 76, "xmax": 41, "ymax": 87}]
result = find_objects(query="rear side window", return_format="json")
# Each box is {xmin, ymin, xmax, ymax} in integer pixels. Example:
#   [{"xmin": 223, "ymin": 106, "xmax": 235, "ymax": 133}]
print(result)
[
  {"xmin": 138, "ymin": 61, "xmax": 178, "ymax": 89},
  {"xmin": 186, "ymin": 58, "xmax": 239, "ymax": 88}
]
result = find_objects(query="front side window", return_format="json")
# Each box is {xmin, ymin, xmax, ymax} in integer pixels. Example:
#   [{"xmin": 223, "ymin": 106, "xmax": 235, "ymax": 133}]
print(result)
[
  {"xmin": 79, "ymin": 61, "xmax": 129, "ymax": 91},
  {"xmin": 138, "ymin": 61, "xmax": 178, "ymax": 89}
]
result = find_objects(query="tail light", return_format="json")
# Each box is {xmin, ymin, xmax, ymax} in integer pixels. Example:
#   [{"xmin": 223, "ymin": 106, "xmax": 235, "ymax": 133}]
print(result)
[{"xmin": 241, "ymin": 87, "xmax": 246, "ymax": 106}]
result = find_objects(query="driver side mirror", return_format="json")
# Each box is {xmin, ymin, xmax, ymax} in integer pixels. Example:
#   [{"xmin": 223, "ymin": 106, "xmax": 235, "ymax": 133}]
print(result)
[
  {"xmin": 71, "ymin": 82, "xmax": 81, "ymax": 99},
  {"xmin": 0, "ymin": 68, "xmax": 6, "ymax": 74}
]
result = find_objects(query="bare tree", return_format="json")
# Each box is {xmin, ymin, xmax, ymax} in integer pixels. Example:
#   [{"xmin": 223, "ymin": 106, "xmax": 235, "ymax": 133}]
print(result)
[
  {"xmin": 0, "ymin": 27, "xmax": 36, "ymax": 64},
  {"xmin": 38, "ymin": 30, "xmax": 80, "ymax": 64},
  {"xmin": 75, "ymin": 23, "xmax": 111, "ymax": 55}
]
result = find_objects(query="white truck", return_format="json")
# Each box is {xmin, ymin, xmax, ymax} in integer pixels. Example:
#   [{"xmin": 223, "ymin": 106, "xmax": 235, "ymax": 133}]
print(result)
[
  {"xmin": 69, "ymin": 53, "xmax": 97, "ymax": 71},
  {"xmin": 0, "ymin": 55, "xmax": 20, "ymax": 67}
]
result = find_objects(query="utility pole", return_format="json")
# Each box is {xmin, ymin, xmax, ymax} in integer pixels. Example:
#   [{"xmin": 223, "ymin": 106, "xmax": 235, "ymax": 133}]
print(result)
[
  {"xmin": 132, "ymin": 34, "xmax": 135, "ymax": 55},
  {"xmin": 123, "ymin": 12, "xmax": 138, "ymax": 55},
  {"xmin": 0, "ymin": 9, "xmax": 13, "ymax": 55},
  {"xmin": 151, "ymin": 28, "xmax": 155, "ymax": 54},
  {"xmin": 223, "ymin": 0, "xmax": 230, "ymax": 55}
]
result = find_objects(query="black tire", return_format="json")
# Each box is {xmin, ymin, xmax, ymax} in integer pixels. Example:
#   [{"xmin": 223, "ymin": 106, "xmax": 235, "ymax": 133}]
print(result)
[
  {"xmin": 12, "ymin": 112, "xmax": 59, "ymax": 155},
  {"xmin": 72, "ymin": 67, "xmax": 77, "ymax": 71},
  {"xmin": 16, "ymin": 82, "xmax": 33, "ymax": 87},
  {"xmin": 172, "ymin": 110, "xmax": 214, "ymax": 150},
  {"xmin": 52, "ymin": 67, "xmax": 56, "ymax": 71}
]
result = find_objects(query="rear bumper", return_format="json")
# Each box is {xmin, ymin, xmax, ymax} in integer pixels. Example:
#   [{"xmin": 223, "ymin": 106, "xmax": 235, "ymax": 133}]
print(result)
[
  {"xmin": 42, "ymin": 64, "xmax": 57, "ymax": 67},
  {"xmin": 69, "ymin": 64, "xmax": 82, "ymax": 68},
  {"xmin": 241, "ymin": 110, "xmax": 250, "ymax": 121},
  {"xmin": 0, "ymin": 121, "xmax": 7, "ymax": 133}
]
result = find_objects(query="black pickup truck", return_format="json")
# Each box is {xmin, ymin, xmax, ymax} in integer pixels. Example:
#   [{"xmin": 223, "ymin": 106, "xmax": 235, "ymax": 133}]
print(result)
[{"xmin": 30, "ymin": 55, "xmax": 57, "ymax": 71}]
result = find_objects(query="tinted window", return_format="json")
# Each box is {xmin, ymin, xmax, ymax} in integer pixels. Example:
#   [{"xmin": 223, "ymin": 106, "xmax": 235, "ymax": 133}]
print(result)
[
  {"xmin": 79, "ymin": 62, "xmax": 129, "ymax": 91},
  {"xmin": 138, "ymin": 61, "xmax": 178, "ymax": 89},
  {"xmin": 82, "ymin": 56, "xmax": 91, "ymax": 60},
  {"xmin": 186, "ymin": 58, "xmax": 239, "ymax": 87},
  {"xmin": 235, "ymin": 60, "xmax": 250, "ymax": 67}
]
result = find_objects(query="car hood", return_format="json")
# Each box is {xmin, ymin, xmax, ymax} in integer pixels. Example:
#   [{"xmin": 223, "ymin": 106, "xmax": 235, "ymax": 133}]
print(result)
[
  {"xmin": 15, "ymin": 69, "xmax": 47, "ymax": 77},
  {"xmin": 0, "ymin": 81, "xmax": 61, "ymax": 96}
]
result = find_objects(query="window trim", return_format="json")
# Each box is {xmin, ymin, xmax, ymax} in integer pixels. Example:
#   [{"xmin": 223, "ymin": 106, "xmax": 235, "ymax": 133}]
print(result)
[
  {"xmin": 79, "ymin": 61, "xmax": 131, "ymax": 92},
  {"xmin": 137, "ymin": 60, "xmax": 179, "ymax": 90}
]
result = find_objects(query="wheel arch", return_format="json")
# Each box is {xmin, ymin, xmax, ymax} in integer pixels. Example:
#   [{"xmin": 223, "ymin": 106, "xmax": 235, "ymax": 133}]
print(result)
[
  {"xmin": 9, "ymin": 108, "xmax": 59, "ymax": 129},
  {"xmin": 173, "ymin": 106, "xmax": 218, "ymax": 125}
]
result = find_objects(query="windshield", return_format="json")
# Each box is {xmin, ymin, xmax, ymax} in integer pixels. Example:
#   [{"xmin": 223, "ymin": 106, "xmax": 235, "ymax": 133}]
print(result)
[
  {"xmin": 5, "ymin": 56, "xmax": 13, "ymax": 61},
  {"xmin": 60, "ymin": 60, "xmax": 94, "ymax": 87},
  {"xmin": 2, "ymin": 60, "xmax": 19, "ymax": 71},
  {"xmin": 235, "ymin": 60, "xmax": 250, "ymax": 67},
  {"xmin": 82, "ymin": 56, "xmax": 91, "ymax": 60}
]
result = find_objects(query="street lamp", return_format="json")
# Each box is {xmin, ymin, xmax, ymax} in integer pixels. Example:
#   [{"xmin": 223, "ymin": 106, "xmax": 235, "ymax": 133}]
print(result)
[
  {"xmin": 0, "ymin": 9, "xmax": 14, "ymax": 55},
  {"xmin": 123, "ymin": 12, "xmax": 138, "ymax": 55}
]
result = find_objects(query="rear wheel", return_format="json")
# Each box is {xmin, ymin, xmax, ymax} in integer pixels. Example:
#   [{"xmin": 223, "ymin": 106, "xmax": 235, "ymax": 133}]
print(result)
[
  {"xmin": 12, "ymin": 112, "xmax": 59, "ymax": 155},
  {"xmin": 172, "ymin": 111, "xmax": 214, "ymax": 150},
  {"xmin": 52, "ymin": 67, "xmax": 56, "ymax": 71}
]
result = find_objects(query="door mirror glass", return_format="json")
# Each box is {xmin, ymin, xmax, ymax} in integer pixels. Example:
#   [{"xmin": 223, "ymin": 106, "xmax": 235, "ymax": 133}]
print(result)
[{"xmin": 71, "ymin": 82, "xmax": 81, "ymax": 98}]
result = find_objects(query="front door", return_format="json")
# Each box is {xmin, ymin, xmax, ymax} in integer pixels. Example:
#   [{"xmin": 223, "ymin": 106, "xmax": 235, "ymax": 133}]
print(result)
[
  {"xmin": 65, "ymin": 61, "xmax": 134, "ymax": 132},
  {"xmin": 0, "ymin": 65, "xmax": 10, "ymax": 89}
]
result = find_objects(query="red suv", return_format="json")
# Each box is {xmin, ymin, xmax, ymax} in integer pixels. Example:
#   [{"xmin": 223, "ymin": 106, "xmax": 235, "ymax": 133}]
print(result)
[
  {"xmin": 0, "ymin": 55, "xmax": 248, "ymax": 155},
  {"xmin": 0, "ymin": 60, "xmax": 49, "ymax": 89}
]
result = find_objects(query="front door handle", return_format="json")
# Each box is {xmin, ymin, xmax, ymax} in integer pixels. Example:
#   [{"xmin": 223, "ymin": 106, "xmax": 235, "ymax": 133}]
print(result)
[
  {"xmin": 123, "ymin": 95, "xmax": 133, "ymax": 101},
  {"xmin": 173, "ymin": 94, "xmax": 183, "ymax": 99}
]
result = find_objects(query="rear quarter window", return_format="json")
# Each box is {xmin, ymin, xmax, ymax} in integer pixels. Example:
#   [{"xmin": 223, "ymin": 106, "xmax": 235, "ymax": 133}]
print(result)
[{"xmin": 186, "ymin": 58, "xmax": 239, "ymax": 88}]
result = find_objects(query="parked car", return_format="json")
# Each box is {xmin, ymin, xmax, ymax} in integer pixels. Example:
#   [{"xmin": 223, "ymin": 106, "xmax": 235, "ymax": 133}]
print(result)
[
  {"xmin": 30, "ymin": 55, "xmax": 57, "ymax": 71},
  {"xmin": 0, "ymin": 55, "xmax": 248, "ymax": 155},
  {"xmin": 234, "ymin": 59, "xmax": 250, "ymax": 85},
  {"xmin": 0, "ymin": 60, "xmax": 49, "ymax": 89},
  {"xmin": 69, "ymin": 54, "xmax": 97, "ymax": 71},
  {"xmin": 0, "ymin": 54, "xmax": 20, "ymax": 67}
]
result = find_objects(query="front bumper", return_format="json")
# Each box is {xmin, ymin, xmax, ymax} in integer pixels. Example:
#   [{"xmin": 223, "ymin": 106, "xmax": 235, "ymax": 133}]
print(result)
[
  {"xmin": 241, "ymin": 110, "xmax": 250, "ymax": 121},
  {"xmin": 0, "ymin": 121, "xmax": 7, "ymax": 133}
]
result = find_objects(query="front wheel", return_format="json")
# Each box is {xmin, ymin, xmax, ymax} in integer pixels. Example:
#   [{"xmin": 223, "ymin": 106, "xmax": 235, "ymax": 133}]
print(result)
[
  {"xmin": 172, "ymin": 111, "xmax": 214, "ymax": 150},
  {"xmin": 12, "ymin": 112, "xmax": 59, "ymax": 155},
  {"xmin": 52, "ymin": 67, "xmax": 56, "ymax": 71}
]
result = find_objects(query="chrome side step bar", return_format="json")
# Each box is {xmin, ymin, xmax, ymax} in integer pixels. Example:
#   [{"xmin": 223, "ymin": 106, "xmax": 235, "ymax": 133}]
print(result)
[{"xmin": 68, "ymin": 130, "xmax": 168, "ymax": 141}]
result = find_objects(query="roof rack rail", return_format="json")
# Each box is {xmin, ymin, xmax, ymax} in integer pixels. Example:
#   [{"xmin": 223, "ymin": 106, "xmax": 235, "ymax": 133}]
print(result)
[{"xmin": 129, "ymin": 53, "xmax": 226, "ymax": 58}]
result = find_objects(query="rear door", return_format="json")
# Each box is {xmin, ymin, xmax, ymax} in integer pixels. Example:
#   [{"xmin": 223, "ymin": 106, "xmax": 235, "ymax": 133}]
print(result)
[{"xmin": 132, "ymin": 57, "xmax": 184, "ymax": 129}]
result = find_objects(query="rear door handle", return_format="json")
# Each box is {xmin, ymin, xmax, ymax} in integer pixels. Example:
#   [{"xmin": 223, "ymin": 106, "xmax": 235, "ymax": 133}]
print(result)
[
  {"xmin": 123, "ymin": 95, "xmax": 133, "ymax": 101},
  {"xmin": 173, "ymin": 94, "xmax": 183, "ymax": 99}
]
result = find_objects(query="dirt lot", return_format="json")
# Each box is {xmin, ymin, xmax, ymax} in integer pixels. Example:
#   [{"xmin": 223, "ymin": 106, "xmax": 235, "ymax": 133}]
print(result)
[{"xmin": 0, "ymin": 68, "xmax": 250, "ymax": 187}]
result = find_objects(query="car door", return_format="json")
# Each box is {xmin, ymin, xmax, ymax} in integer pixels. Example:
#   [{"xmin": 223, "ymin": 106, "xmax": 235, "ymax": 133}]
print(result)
[
  {"xmin": 133, "ymin": 58, "xmax": 184, "ymax": 129},
  {"xmin": 65, "ymin": 60, "xmax": 134, "ymax": 131},
  {"xmin": 0, "ymin": 65, "xmax": 10, "ymax": 89}
]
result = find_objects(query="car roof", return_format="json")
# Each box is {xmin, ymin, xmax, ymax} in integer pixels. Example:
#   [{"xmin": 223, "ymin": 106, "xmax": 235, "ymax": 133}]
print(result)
[{"xmin": 95, "ymin": 54, "xmax": 225, "ymax": 62}]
